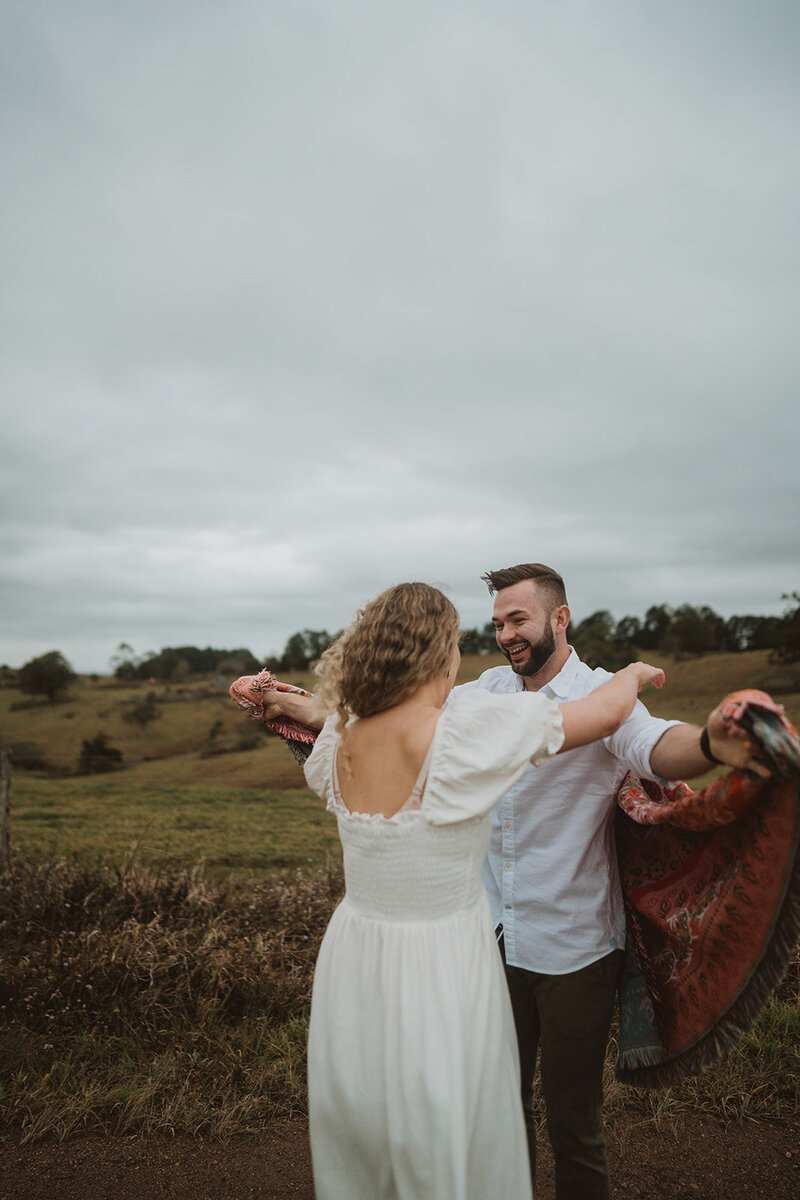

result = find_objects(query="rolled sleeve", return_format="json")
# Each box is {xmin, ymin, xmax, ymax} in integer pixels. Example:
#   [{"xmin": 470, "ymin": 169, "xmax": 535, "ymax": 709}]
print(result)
[{"xmin": 604, "ymin": 699, "xmax": 683, "ymax": 781}]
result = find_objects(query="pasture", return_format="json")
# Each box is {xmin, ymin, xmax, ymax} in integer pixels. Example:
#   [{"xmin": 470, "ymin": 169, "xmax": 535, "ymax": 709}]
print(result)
[
  {"xmin": 3, "ymin": 649, "xmax": 798, "ymax": 870},
  {"xmin": 0, "ymin": 651, "xmax": 798, "ymax": 1144}
]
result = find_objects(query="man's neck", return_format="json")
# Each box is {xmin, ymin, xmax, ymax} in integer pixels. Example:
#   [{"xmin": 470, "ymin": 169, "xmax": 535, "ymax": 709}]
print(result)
[{"xmin": 521, "ymin": 645, "xmax": 571, "ymax": 692}]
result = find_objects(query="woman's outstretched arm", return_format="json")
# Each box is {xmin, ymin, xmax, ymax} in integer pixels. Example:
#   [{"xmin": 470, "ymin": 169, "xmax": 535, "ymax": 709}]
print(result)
[{"xmin": 557, "ymin": 662, "xmax": 665, "ymax": 753}]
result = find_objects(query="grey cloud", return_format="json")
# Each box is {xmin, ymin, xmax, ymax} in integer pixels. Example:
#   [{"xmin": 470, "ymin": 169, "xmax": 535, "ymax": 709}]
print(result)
[{"xmin": 1, "ymin": 1, "xmax": 797, "ymax": 671}]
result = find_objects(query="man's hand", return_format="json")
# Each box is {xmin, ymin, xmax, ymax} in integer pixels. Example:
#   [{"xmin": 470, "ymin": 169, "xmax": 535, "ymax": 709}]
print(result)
[{"xmin": 706, "ymin": 702, "xmax": 771, "ymax": 778}]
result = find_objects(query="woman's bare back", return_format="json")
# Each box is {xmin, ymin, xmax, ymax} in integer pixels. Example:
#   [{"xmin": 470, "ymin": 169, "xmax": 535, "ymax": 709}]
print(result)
[{"xmin": 335, "ymin": 700, "xmax": 442, "ymax": 818}]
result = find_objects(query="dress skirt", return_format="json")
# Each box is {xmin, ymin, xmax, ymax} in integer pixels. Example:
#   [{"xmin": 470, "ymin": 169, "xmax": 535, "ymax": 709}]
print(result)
[{"xmin": 308, "ymin": 892, "xmax": 532, "ymax": 1200}]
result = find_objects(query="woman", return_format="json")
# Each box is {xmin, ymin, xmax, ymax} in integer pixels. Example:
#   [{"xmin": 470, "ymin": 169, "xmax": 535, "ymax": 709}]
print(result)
[{"xmin": 255, "ymin": 582, "xmax": 662, "ymax": 1200}]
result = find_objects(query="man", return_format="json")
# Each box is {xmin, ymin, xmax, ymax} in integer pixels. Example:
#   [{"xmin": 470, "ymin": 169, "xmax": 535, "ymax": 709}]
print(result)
[{"xmin": 457, "ymin": 562, "xmax": 761, "ymax": 1200}]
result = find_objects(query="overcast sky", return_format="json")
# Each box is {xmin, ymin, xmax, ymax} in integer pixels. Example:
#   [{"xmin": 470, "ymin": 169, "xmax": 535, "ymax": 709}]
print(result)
[{"xmin": 2, "ymin": 1, "xmax": 798, "ymax": 673}]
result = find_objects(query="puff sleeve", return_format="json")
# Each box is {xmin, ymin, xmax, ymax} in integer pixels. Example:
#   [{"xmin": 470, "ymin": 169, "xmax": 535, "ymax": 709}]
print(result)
[
  {"xmin": 302, "ymin": 718, "xmax": 340, "ymax": 810},
  {"xmin": 423, "ymin": 688, "xmax": 564, "ymax": 825}
]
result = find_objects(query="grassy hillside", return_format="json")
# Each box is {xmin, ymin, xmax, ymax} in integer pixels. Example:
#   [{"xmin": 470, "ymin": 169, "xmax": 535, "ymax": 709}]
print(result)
[
  {"xmin": 1, "ymin": 650, "xmax": 798, "ymax": 871},
  {"xmin": 4, "ymin": 650, "xmax": 798, "ymax": 773}
]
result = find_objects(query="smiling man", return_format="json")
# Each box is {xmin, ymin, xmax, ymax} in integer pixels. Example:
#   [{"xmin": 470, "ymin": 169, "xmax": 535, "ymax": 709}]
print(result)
[{"xmin": 459, "ymin": 562, "xmax": 756, "ymax": 1200}]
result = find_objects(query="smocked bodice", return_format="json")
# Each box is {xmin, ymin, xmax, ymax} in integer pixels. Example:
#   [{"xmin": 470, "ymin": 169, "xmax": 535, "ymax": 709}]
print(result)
[
  {"xmin": 303, "ymin": 687, "xmax": 564, "ymax": 924},
  {"xmin": 335, "ymin": 808, "xmax": 491, "ymax": 921}
]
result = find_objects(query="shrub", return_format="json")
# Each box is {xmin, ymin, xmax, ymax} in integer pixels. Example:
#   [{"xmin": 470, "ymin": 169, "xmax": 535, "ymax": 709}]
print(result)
[
  {"xmin": 77, "ymin": 733, "xmax": 124, "ymax": 774},
  {"xmin": 0, "ymin": 740, "xmax": 52, "ymax": 772}
]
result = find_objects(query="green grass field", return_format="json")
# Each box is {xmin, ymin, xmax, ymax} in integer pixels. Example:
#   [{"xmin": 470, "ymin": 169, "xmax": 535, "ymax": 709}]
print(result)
[{"xmin": 8, "ymin": 778, "xmax": 342, "ymax": 873}]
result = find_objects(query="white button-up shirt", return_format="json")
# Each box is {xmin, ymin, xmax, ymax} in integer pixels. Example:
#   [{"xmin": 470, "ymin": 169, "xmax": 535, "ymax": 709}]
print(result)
[{"xmin": 458, "ymin": 649, "xmax": 681, "ymax": 975}]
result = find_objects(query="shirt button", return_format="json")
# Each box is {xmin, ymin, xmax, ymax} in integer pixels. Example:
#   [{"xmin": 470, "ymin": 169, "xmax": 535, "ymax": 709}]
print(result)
[
  {"xmin": 504, "ymin": 861, "xmax": 511, "ymax": 868},
  {"xmin": 504, "ymin": 903, "xmax": 511, "ymax": 910},
  {"xmin": 503, "ymin": 822, "xmax": 511, "ymax": 829}
]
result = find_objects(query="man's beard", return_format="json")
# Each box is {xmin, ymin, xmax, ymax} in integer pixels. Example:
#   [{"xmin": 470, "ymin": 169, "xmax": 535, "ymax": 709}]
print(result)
[{"xmin": 502, "ymin": 623, "xmax": 556, "ymax": 677}]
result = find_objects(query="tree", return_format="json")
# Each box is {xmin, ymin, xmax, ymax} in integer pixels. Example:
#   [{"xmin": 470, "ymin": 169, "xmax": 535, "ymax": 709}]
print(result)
[
  {"xmin": 662, "ymin": 604, "xmax": 725, "ymax": 656},
  {"xmin": 639, "ymin": 605, "xmax": 672, "ymax": 651},
  {"xmin": 570, "ymin": 610, "xmax": 631, "ymax": 670},
  {"xmin": 459, "ymin": 624, "xmax": 498, "ymax": 655},
  {"xmin": 131, "ymin": 644, "xmax": 261, "ymax": 681},
  {"xmin": 109, "ymin": 642, "xmax": 142, "ymax": 680},
  {"xmin": 614, "ymin": 615, "xmax": 642, "ymax": 650},
  {"xmin": 18, "ymin": 651, "xmax": 76, "ymax": 701},
  {"xmin": 722, "ymin": 613, "xmax": 781, "ymax": 653},
  {"xmin": 217, "ymin": 650, "xmax": 261, "ymax": 677},
  {"xmin": 0, "ymin": 665, "xmax": 18, "ymax": 688},
  {"xmin": 279, "ymin": 630, "xmax": 335, "ymax": 671}
]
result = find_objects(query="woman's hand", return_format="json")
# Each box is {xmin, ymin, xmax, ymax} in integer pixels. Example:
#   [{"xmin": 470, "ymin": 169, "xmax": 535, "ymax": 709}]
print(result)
[
  {"xmin": 617, "ymin": 661, "xmax": 666, "ymax": 694},
  {"xmin": 260, "ymin": 697, "xmax": 286, "ymax": 722},
  {"xmin": 230, "ymin": 672, "xmax": 328, "ymax": 731},
  {"xmin": 265, "ymin": 688, "xmax": 328, "ymax": 731}
]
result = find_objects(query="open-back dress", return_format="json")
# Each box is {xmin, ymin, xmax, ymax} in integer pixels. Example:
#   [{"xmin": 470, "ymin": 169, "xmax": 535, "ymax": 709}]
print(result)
[{"xmin": 302, "ymin": 687, "xmax": 564, "ymax": 1200}]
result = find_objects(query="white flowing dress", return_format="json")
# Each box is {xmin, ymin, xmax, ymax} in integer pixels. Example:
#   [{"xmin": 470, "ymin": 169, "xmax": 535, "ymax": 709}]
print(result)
[{"xmin": 303, "ymin": 688, "xmax": 564, "ymax": 1200}]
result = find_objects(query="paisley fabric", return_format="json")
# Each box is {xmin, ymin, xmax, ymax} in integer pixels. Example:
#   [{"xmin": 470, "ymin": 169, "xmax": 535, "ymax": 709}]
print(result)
[
  {"xmin": 615, "ymin": 690, "xmax": 800, "ymax": 1087},
  {"xmin": 229, "ymin": 669, "xmax": 318, "ymax": 764}
]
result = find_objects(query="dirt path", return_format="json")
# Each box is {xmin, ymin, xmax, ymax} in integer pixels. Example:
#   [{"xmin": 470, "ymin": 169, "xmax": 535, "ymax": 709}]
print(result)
[{"xmin": 2, "ymin": 1112, "xmax": 798, "ymax": 1199}]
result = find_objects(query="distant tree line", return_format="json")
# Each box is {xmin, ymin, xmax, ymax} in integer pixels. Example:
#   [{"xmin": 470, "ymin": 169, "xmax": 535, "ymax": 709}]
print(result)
[
  {"xmin": 110, "ymin": 643, "xmax": 263, "ymax": 682},
  {"xmin": 109, "ymin": 630, "xmax": 340, "ymax": 681},
  {"xmin": 107, "ymin": 591, "xmax": 798, "ymax": 683},
  {"xmin": 569, "ymin": 594, "xmax": 800, "ymax": 670},
  {"xmin": 463, "ymin": 594, "xmax": 800, "ymax": 670},
  {"xmin": 3, "ymin": 594, "xmax": 797, "ymax": 699}
]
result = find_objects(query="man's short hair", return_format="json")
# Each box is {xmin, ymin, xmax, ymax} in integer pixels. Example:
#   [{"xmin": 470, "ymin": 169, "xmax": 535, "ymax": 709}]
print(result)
[{"xmin": 480, "ymin": 563, "xmax": 567, "ymax": 610}]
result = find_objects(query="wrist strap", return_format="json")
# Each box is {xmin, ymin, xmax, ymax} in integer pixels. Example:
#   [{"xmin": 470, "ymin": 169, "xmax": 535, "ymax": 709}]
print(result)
[{"xmin": 700, "ymin": 726, "xmax": 722, "ymax": 765}]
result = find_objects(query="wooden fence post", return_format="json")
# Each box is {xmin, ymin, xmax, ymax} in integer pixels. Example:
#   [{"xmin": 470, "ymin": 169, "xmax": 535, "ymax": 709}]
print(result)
[{"xmin": 0, "ymin": 748, "xmax": 10, "ymax": 874}]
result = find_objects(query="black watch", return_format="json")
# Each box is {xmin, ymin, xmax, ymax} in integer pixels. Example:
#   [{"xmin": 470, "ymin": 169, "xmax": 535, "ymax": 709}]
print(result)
[{"xmin": 699, "ymin": 727, "xmax": 722, "ymax": 765}]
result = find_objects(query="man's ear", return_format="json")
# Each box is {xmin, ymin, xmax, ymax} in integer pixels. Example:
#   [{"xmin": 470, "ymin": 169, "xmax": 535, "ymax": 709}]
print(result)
[{"xmin": 554, "ymin": 605, "xmax": 571, "ymax": 634}]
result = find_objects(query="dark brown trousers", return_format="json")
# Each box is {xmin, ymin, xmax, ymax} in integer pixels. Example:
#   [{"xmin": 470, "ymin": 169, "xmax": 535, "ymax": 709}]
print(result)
[{"xmin": 503, "ymin": 948, "xmax": 624, "ymax": 1200}]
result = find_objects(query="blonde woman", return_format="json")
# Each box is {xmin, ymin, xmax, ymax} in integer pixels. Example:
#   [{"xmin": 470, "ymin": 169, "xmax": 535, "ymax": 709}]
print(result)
[{"xmin": 260, "ymin": 583, "xmax": 664, "ymax": 1200}]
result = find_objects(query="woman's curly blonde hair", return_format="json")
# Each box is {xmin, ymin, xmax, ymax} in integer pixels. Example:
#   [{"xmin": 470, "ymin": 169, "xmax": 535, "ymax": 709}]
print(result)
[{"xmin": 314, "ymin": 582, "xmax": 460, "ymax": 735}]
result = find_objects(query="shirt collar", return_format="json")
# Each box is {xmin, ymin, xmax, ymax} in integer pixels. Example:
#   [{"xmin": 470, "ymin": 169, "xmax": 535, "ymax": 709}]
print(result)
[{"xmin": 539, "ymin": 647, "xmax": 580, "ymax": 699}]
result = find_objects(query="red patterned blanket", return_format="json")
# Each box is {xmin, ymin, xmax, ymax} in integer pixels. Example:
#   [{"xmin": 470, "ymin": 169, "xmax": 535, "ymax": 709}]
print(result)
[{"xmin": 615, "ymin": 690, "xmax": 800, "ymax": 1087}]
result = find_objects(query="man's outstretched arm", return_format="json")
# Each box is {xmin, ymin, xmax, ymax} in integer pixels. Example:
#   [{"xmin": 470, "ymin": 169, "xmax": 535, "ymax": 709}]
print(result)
[{"xmin": 649, "ymin": 703, "xmax": 769, "ymax": 780}]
